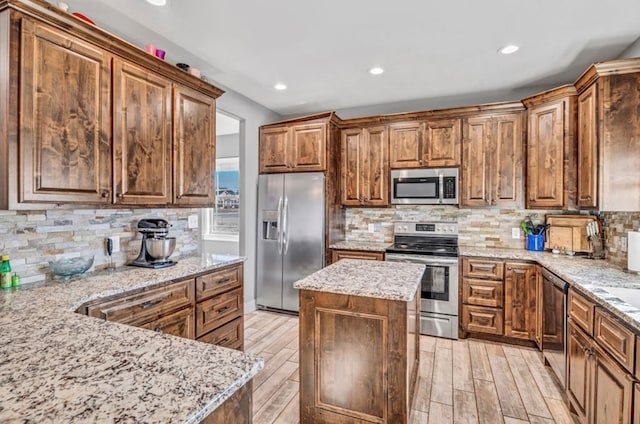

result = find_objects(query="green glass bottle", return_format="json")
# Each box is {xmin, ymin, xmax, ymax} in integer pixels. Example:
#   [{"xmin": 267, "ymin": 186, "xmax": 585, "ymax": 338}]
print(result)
[{"xmin": 0, "ymin": 255, "xmax": 12, "ymax": 289}]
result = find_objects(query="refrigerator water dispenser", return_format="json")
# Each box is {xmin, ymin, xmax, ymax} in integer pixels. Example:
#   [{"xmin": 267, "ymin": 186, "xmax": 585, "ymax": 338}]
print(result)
[{"xmin": 261, "ymin": 209, "xmax": 279, "ymax": 240}]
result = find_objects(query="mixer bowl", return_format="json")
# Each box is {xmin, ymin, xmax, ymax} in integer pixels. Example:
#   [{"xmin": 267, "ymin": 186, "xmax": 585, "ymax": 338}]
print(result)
[{"xmin": 145, "ymin": 237, "xmax": 176, "ymax": 262}]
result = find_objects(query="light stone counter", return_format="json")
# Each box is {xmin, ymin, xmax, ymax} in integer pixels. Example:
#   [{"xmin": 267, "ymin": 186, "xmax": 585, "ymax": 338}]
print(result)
[
  {"xmin": 0, "ymin": 255, "xmax": 263, "ymax": 423},
  {"xmin": 460, "ymin": 247, "xmax": 640, "ymax": 332},
  {"xmin": 293, "ymin": 258, "xmax": 424, "ymax": 301},
  {"xmin": 329, "ymin": 240, "xmax": 392, "ymax": 252}
]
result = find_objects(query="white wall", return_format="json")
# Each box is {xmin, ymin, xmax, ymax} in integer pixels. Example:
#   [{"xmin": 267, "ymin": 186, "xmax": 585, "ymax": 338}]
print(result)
[{"xmin": 216, "ymin": 133, "xmax": 240, "ymax": 158}]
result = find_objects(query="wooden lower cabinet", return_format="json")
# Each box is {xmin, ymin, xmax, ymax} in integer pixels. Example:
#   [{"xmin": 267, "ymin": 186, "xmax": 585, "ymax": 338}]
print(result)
[
  {"xmin": 202, "ymin": 381, "xmax": 253, "ymax": 424},
  {"xmin": 331, "ymin": 249, "xmax": 384, "ymax": 263},
  {"xmin": 141, "ymin": 306, "xmax": 195, "ymax": 339},
  {"xmin": 504, "ymin": 262, "xmax": 537, "ymax": 340},
  {"xmin": 461, "ymin": 305, "xmax": 503, "ymax": 335},
  {"xmin": 634, "ymin": 383, "xmax": 640, "ymax": 424},
  {"xmin": 195, "ymin": 287, "xmax": 243, "ymax": 338},
  {"xmin": 567, "ymin": 319, "xmax": 634, "ymax": 424},
  {"xmin": 197, "ymin": 317, "xmax": 243, "ymax": 350},
  {"xmin": 299, "ymin": 289, "xmax": 419, "ymax": 423}
]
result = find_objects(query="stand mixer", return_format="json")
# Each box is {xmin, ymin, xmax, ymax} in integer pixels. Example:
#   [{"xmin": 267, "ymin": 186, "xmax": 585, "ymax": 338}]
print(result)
[{"xmin": 129, "ymin": 218, "xmax": 177, "ymax": 269}]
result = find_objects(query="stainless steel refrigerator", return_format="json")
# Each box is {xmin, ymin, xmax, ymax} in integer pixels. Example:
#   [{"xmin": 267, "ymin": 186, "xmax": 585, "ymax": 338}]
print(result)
[{"xmin": 257, "ymin": 172, "xmax": 325, "ymax": 312}]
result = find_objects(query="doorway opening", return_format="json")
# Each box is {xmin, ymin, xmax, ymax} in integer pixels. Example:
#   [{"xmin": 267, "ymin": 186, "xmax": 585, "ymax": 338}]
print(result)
[{"xmin": 202, "ymin": 110, "xmax": 241, "ymax": 255}]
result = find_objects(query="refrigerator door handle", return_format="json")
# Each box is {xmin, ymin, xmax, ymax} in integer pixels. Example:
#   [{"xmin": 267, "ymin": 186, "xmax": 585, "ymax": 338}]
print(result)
[
  {"xmin": 283, "ymin": 196, "xmax": 290, "ymax": 255},
  {"xmin": 276, "ymin": 196, "xmax": 283, "ymax": 254}
]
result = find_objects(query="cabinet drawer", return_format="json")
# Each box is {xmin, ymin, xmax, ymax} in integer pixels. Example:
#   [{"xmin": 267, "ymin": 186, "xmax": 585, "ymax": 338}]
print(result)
[
  {"xmin": 196, "ymin": 264, "xmax": 242, "ymax": 302},
  {"xmin": 462, "ymin": 258, "xmax": 504, "ymax": 280},
  {"xmin": 568, "ymin": 289, "xmax": 595, "ymax": 335},
  {"xmin": 331, "ymin": 249, "xmax": 384, "ymax": 263},
  {"xmin": 141, "ymin": 306, "xmax": 195, "ymax": 339},
  {"xmin": 197, "ymin": 316, "xmax": 244, "ymax": 351},
  {"xmin": 462, "ymin": 278, "xmax": 503, "ymax": 308},
  {"xmin": 594, "ymin": 308, "xmax": 635, "ymax": 373},
  {"xmin": 86, "ymin": 279, "xmax": 194, "ymax": 326},
  {"xmin": 462, "ymin": 305, "xmax": 504, "ymax": 335},
  {"xmin": 196, "ymin": 288, "xmax": 243, "ymax": 338}
]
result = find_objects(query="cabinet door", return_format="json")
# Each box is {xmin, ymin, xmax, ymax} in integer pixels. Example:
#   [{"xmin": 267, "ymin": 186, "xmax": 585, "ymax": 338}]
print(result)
[
  {"xmin": 535, "ymin": 271, "xmax": 543, "ymax": 349},
  {"xmin": 389, "ymin": 122, "xmax": 422, "ymax": 168},
  {"xmin": 504, "ymin": 262, "xmax": 536, "ymax": 340},
  {"xmin": 492, "ymin": 113, "xmax": 523, "ymax": 207},
  {"xmin": 567, "ymin": 320, "xmax": 591, "ymax": 423},
  {"xmin": 341, "ymin": 128, "xmax": 364, "ymax": 206},
  {"xmin": 113, "ymin": 60, "xmax": 172, "ymax": 205},
  {"xmin": 289, "ymin": 123, "xmax": 326, "ymax": 171},
  {"xmin": 591, "ymin": 344, "xmax": 633, "ymax": 424},
  {"xmin": 20, "ymin": 19, "xmax": 112, "ymax": 204},
  {"xmin": 423, "ymin": 118, "xmax": 461, "ymax": 167},
  {"xmin": 363, "ymin": 126, "xmax": 389, "ymax": 206},
  {"xmin": 577, "ymin": 84, "xmax": 599, "ymax": 209},
  {"xmin": 259, "ymin": 126, "xmax": 290, "ymax": 173},
  {"xmin": 527, "ymin": 101, "xmax": 565, "ymax": 208},
  {"xmin": 173, "ymin": 85, "xmax": 216, "ymax": 205},
  {"xmin": 331, "ymin": 250, "xmax": 384, "ymax": 263},
  {"xmin": 461, "ymin": 117, "xmax": 492, "ymax": 207},
  {"xmin": 141, "ymin": 306, "xmax": 195, "ymax": 339}
]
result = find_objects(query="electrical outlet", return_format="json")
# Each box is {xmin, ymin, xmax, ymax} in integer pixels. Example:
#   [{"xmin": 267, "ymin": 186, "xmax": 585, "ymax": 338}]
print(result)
[
  {"xmin": 368, "ymin": 223, "xmax": 375, "ymax": 233},
  {"xmin": 108, "ymin": 236, "xmax": 120, "ymax": 253},
  {"xmin": 512, "ymin": 228, "xmax": 521, "ymax": 239},
  {"xmin": 188, "ymin": 214, "xmax": 198, "ymax": 229}
]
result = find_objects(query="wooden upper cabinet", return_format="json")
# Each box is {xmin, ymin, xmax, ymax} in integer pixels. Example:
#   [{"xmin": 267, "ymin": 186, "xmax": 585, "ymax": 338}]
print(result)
[
  {"xmin": 289, "ymin": 123, "xmax": 326, "ymax": 171},
  {"xmin": 576, "ymin": 84, "xmax": 599, "ymax": 209},
  {"xmin": 423, "ymin": 118, "xmax": 461, "ymax": 167},
  {"xmin": 461, "ymin": 111, "xmax": 524, "ymax": 208},
  {"xmin": 113, "ymin": 60, "xmax": 172, "ymax": 205},
  {"xmin": 524, "ymin": 87, "xmax": 577, "ymax": 210},
  {"xmin": 19, "ymin": 18, "xmax": 112, "ymax": 204},
  {"xmin": 389, "ymin": 122, "xmax": 422, "ymax": 168},
  {"xmin": 259, "ymin": 121, "xmax": 327, "ymax": 173},
  {"xmin": 259, "ymin": 126, "xmax": 289, "ymax": 173},
  {"xmin": 341, "ymin": 126, "xmax": 389, "ymax": 206},
  {"xmin": 389, "ymin": 118, "xmax": 460, "ymax": 169},
  {"xmin": 173, "ymin": 85, "xmax": 216, "ymax": 206}
]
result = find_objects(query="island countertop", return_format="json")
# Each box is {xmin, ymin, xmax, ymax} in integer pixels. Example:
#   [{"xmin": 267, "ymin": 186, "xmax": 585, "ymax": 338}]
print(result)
[
  {"xmin": 0, "ymin": 255, "xmax": 263, "ymax": 423},
  {"xmin": 293, "ymin": 259, "xmax": 425, "ymax": 301}
]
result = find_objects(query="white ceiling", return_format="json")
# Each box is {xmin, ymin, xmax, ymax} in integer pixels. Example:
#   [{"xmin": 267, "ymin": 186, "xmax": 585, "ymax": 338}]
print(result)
[{"xmin": 56, "ymin": 0, "xmax": 640, "ymax": 117}]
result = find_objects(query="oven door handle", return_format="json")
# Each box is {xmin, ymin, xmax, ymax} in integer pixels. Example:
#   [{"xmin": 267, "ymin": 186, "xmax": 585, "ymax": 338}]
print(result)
[{"xmin": 385, "ymin": 253, "xmax": 458, "ymax": 266}]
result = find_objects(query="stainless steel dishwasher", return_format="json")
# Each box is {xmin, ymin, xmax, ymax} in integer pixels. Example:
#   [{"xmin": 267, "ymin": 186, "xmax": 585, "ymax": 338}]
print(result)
[{"xmin": 541, "ymin": 268, "xmax": 569, "ymax": 389}]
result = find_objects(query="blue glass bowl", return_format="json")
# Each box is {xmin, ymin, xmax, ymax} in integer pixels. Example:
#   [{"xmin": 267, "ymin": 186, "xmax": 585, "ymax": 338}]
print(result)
[{"xmin": 49, "ymin": 256, "xmax": 94, "ymax": 279}]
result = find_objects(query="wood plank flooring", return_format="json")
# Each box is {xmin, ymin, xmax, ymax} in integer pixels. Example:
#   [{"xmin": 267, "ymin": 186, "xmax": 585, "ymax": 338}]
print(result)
[{"xmin": 244, "ymin": 310, "xmax": 574, "ymax": 424}]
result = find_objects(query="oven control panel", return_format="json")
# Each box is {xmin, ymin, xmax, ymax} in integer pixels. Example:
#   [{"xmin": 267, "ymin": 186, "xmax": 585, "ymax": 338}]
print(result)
[{"xmin": 393, "ymin": 221, "xmax": 458, "ymax": 235}]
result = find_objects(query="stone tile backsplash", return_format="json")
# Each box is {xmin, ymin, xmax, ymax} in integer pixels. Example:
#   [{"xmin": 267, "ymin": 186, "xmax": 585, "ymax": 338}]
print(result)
[
  {"xmin": 0, "ymin": 208, "xmax": 201, "ymax": 284},
  {"xmin": 603, "ymin": 211, "xmax": 640, "ymax": 269}
]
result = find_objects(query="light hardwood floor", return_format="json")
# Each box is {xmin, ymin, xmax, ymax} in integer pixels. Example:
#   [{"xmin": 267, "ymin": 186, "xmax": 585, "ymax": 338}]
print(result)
[{"xmin": 245, "ymin": 310, "xmax": 574, "ymax": 424}]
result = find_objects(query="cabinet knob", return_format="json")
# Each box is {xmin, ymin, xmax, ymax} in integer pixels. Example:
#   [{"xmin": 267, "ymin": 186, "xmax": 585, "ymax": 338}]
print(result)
[
  {"xmin": 101, "ymin": 191, "xmax": 110, "ymax": 198},
  {"xmin": 507, "ymin": 267, "xmax": 512, "ymax": 271},
  {"xmin": 177, "ymin": 195, "xmax": 183, "ymax": 199},
  {"xmin": 585, "ymin": 195, "xmax": 592, "ymax": 200},
  {"xmin": 419, "ymin": 159, "xmax": 423, "ymax": 164},
  {"xmin": 116, "ymin": 193, "xmax": 124, "ymax": 198}
]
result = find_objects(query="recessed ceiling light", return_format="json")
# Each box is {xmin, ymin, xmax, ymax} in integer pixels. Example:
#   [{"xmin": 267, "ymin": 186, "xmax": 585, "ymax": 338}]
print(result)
[
  {"xmin": 146, "ymin": 0, "xmax": 167, "ymax": 5},
  {"xmin": 499, "ymin": 45, "xmax": 519, "ymax": 55},
  {"xmin": 274, "ymin": 83, "xmax": 287, "ymax": 91},
  {"xmin": 369, "ymin": 67, "xmax": 384, "ymax": 75}
]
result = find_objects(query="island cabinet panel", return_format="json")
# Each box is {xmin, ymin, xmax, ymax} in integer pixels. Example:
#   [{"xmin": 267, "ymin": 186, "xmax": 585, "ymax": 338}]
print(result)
[
  {"xmin": 389, "ymin": 121, "xmax": 422, "ymax": 168},
  {"xmin": 196, "ymin": 263, "xmax": 243, "ymax": 301},
  {"xmin": 331, "ymin": 249, "xmax": 384, "ymax": 263},
  {"xmin": 141, "ymin": 306, "xmax": 195, "ymax": 339},
  {"xmin": 299, "ymin": 290, "xmax": 418, "ymax": 423},
  {"xmin": 19, "ymin": 18, "xmax": 112, "ymax": 204},
  {"xmin": 526, "ymin": 94, "xmax": 576, "ymax": 209},
  {"xmin": 202, "ymin": 381, "xmax": 253, "ymax": 424},
  {"xmin": 113, "ymin": 59, "xmax": 172, "ymax": 205},
  {"xmin": 195, "ymin": 287, "xmax": 243, "ymax": 338},
  {"xmin": 173, "ymin": 85, "xmax": 216, "ymax": 205},
  {"xmin": 197, "ymin": 316, "xmax": 243, "ymax": 350},
  {"xmin": 422, "ymin": 118, "xmax": 461, "ymax": 167},
  {"xmin": 341, "ymin": 126, "xmax": 389, "ymax": 207},
  {"xmin": 504, "ymin": 262, "xmax": 537, "ymax": 340}
]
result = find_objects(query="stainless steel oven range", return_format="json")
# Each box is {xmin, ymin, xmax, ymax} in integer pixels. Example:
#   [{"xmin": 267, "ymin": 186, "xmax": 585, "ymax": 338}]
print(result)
[{"xmin": 385, "ymin": 222, "xmax": 459, "ymax": 339}]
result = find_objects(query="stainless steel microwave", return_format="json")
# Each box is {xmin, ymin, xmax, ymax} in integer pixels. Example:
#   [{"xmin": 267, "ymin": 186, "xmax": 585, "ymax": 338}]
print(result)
[{"xmin": 391, "ymin": 168, "xmax": 459, "ymax": 205}]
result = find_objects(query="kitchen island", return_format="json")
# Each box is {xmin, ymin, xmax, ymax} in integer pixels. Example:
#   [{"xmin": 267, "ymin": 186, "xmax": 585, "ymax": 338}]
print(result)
[
  {"xmin": 294, "ymin": 259, "xmax": 425, "ymax": 424},
  {"xmin": 0, "ymin": 255, "xmax": 262, "ymax": 423}
]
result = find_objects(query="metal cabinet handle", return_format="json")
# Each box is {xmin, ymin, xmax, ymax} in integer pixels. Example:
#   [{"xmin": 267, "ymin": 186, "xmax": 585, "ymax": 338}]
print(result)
[
  {"xmin": 218, "ymin": 306, "xmax": 231, "ymax": 314},
  {"xmin": 142, "ymin": 299, "xmax": 163, "ymax": 309},
  {"xmin": 176, "ymin": 195, "xmax": 182, "ymax": 199},
  {"xmin": 154, "ymin": 327, "xmax": 163, "ymax": 333},
  {"xmin": 216, "ymin": 278, "xmax": 230, "ymax": 285}
]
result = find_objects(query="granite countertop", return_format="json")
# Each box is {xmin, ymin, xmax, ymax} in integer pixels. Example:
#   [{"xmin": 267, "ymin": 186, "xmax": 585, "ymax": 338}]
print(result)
[
  {"xmin": 329, "ymin": 240, "xmax": 392, "ymax": 252},
  {"xmin": 293, "ymin": 259, "xmax": 424, "ymax": 301},
  {"xmin": 460, "ymin": 247, "xmax": 640, "ymax": 332},
  {"xmin": 0, "ymin": 255, "xmax": 264, "ymax": 423}
]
